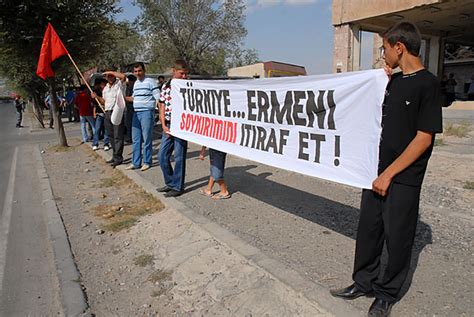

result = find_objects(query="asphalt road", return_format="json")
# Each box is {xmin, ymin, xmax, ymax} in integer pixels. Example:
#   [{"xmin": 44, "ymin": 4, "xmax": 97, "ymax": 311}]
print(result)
[{"xmin": 0, "ymin": 103, "xmax": 62, "ymax": 316}]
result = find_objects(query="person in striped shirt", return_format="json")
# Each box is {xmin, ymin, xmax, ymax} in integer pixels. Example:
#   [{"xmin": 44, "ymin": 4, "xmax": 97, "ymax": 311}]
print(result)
[{"xmin": 125, "ymin": 62, "xmax": 160, "ymax": 171}]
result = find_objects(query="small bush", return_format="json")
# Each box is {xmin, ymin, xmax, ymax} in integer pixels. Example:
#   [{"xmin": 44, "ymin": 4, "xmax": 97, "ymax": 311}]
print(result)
[
  {"xmin": 134, "ymin": 254, "xmax": 154, "ymax": 267},
  {"xmin": 433, "ymin": 138, "xmax": 444, "ymax": 146},
  {"xmin": 463, "ymin": 181, "xmax": 474, "ymax": 190},
  {"xmin": 444, "ymin": 123, "xmax": 470, "ymax": 138}
]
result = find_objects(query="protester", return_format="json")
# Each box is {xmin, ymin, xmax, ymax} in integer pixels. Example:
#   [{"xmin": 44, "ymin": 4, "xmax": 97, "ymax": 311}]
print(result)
[
  {"xmin": 14, "ymin": 95, "xmax": 23, "ymax": 128},
  {"xmin": 468, "ymin": 74, "xmax": 474, "ymax": 101},
  {"xmin": 65, "ymin": 87, "xmax": 76, "ymax": 122},
  {"xmin": 75, "ymin": 85, "xmax": 96, "ymax": 143},
  {"xmin": 92, "ymin": 78, "xmax": 110, "ymax": 151},
  {"xmin": 330, "ymin": 22, "xmax": 442, "ymax": 317},
  {"xmin": 158, "ymin": 75, "xmax": 166, "ymax": 90},
  {"xmin": 44, "ymin": 92, "xmax": 64, "ymax": 129},
  {"xmin": 156, "ymin": 60, "xmax": 189, "ymax": 197},
  {"xmin": 446, "ymin": 72, "xmax": 457, "ymax": 105},
  {"xmin": 124, "ymin": 74, "xmax": 136, "ymax": 144},
  {"xmin": 125, "ymin": 62, "xmax": 160, "ymax": 172},
  {"xmin": 199, "ymin": 146, "xmax": 231, "ymax": 200},
  {"xmin": 91, "ymin": 70, "xmax": 126, "ymax": 167}
]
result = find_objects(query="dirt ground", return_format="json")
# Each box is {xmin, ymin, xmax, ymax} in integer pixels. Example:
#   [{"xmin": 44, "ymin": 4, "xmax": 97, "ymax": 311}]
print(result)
[
  {"xmin": 43, "ymin": 141, "xmax": 176, "ymax": 316},
  {"xmin": 41, "ymin": 117, "xmax": 473, "ymax": 316}
]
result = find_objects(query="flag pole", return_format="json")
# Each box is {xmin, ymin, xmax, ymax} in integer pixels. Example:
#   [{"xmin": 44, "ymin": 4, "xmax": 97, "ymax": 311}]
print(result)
[{"xmin": 66, "ymin": 53, "xmax": 106, "ymax": 113}]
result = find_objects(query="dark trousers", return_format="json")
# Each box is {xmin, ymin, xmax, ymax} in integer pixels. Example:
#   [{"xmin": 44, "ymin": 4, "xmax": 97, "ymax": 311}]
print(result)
[
  {"xmin": 16, "ymin": 108, "xmax": 22, "ymax": 126},
  {"xmin": 353, "ymin": 183, "xmax": 421, "ymax": 303},
  {"xmin": 104, "ymin": 111, "xmax": 125, "ymax": 163},
  {"xmin": 124, "ymin": 103, "xmax": 134, "ymax": 143}
]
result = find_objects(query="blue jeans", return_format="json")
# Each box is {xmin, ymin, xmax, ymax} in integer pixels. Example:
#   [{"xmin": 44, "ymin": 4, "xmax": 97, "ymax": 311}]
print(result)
[
  {"xmin": 80, "ymin": 116, "xmax": 96, "ymax": 142},
  {"xmin": 131, "ymin": 110, "xmax": 154, "ymax": 167},
  {"xmin": 158, "ymin": 132, "xmax": 187, "ymax": 192},
  {"xmin": 209, "ymin": 149, "xmax": 227, "ymax": 181},
  {"xmin": 92, "ymin": 115, "xmax": 109, "ymax": 146}
]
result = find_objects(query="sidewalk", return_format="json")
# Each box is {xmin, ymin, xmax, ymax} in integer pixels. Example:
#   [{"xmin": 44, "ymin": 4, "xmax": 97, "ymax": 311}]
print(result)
[
  {"xmin": 41, "ymin": 116, "xmax": 473, "ymax": 316},
  {"xmin": 94, "ymin": 142, "xmax": 359, "ymax": 316}
]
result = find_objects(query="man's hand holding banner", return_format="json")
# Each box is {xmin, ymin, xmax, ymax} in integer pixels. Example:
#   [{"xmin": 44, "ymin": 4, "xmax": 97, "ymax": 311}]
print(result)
[{"xmin": 170, "ymin": 69, "xmax": 388, "ymax": 189}]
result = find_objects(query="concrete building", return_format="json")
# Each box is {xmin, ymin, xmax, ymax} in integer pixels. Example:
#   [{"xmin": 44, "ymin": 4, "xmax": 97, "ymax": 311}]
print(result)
[
  {"xmin": 332, "ymin": 0, "xmax": 474, "ymax": 98},
  {"xmin": 227, "ymin": 61, "xmax": 307, "ymax": 78}
]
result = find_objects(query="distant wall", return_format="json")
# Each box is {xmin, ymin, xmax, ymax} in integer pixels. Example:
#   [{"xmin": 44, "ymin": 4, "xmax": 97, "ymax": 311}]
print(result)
[{"xmin": 332, "ymin": 0, "xmax": 441, "ymax": 25}]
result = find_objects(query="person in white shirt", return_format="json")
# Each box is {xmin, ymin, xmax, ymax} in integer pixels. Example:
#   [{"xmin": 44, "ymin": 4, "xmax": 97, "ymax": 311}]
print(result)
[{"xmin": 91, "ymin": 70, "xmax": 126, "ymax": 167}]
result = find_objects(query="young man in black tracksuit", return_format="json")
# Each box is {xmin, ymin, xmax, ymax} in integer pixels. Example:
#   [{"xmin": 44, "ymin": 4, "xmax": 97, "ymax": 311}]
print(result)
[{"xmin": 330, "ymin": 22, "xmax": 443, "ymax": 317}]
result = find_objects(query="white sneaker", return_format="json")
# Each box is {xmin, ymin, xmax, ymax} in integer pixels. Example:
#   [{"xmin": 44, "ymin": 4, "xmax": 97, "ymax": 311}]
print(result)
[
  {"xmin": 125, "ymin": 164, "xmax": 138, "ymax": 170},
  {"xmin": 104, "ymin": 145, "xmax": 110, "ymax": 151},
  {"xmin": 141, "ymin": 164, "xmax": 150, "ymax": 171},
  {"xmin": 92, "ymin": 145, "xmax": 98, "ymax": 151}
]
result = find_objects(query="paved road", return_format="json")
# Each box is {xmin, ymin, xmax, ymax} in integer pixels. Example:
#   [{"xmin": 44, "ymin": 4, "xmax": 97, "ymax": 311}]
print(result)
[{"xmin": 0, "ymin": 104, "xmax": 66, "ymax": 316}]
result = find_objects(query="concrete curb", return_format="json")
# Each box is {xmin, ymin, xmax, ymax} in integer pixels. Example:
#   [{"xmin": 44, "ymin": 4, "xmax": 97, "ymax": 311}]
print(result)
[
  {"xmin": 35, "ymin": 145, "xmax": 90, "ymax": 317},
  {"xmin": 97, "ymin": 150, "xmax": 362, "ymax": 317}
]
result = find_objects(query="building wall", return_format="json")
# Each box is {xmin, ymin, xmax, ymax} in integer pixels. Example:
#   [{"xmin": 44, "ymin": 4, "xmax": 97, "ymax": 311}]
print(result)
[
  {"xmin": 332, "ymin": 0, "xmax": 441, "ymax": 25},
  {"xmin": 333, "ymin": 24, "xmax": 361, "ymax": 72},
  {"xmin": 227, "ymin": 63, "xmax": 265, "ymax": 78}
]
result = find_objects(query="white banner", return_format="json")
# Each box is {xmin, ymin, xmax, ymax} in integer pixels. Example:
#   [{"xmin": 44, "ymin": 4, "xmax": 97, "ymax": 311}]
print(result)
[{"xmin": 170, "ymin": 69, "xmax": 388, "ymax": 189}]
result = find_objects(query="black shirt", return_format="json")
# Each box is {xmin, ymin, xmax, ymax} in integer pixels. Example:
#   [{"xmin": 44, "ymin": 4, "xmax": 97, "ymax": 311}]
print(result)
[{"xmin": 379, "ymin": 69, "xmax": 443, "ymax": 186}]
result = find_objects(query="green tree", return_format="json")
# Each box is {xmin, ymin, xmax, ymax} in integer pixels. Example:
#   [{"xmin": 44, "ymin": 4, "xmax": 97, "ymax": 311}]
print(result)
[
  {"xmin": 0, "ymin": 0, "xmax": 137, "ymax": 145},
  {"xmin": 136, "ymin": 0, "xmax": 258, "ymax": 75}
]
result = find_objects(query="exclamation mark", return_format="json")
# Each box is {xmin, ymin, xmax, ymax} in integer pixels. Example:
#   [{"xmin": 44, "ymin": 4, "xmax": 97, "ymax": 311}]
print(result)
[{"xmin": 334, "ymin": 135, "xmax": 340, "ymax": 166}]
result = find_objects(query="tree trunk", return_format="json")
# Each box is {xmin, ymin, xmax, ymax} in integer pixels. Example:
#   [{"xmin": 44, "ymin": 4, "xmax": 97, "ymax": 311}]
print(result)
[
  {"xmin": 31, "ymin": 91, "xmax": 45, "ymax": 128},
  {"xmin": 47, "ymin": 78, "xmax": 68, "ymax": 147}
]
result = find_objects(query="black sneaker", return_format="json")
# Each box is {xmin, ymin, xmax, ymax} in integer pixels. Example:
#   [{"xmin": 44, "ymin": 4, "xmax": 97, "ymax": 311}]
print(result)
[
  {"xmin": 106, "ymin": 158, "xmax": 114, "ymax": 164},
  {"xmin": 110, "ymin": 161, "xmax": 122, "ymax": 168},
  {"xmin": 156, "ymin": 186, "xmax": 172, "ymax": 193},
  {"xmin": 164, "ymin": 190, "xmax": 183, "ymax": 197}
]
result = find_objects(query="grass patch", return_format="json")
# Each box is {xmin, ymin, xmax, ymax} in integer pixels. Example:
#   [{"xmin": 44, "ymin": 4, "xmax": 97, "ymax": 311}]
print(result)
[
  {"xmin": 433, "ymin": 138, "xmax": 445, "ymax": 146},
  {"xmin": 463, "ymin": 181, "xmax": 474, "ymax": 190},
  {"xmin": 148, "ymin": 269, "xmax": 172, "ymax": 284},
  {"xmin": 90, "ymin": 167, "xmax": 165, "ymax": 232},
  {"xmin": 104, "ymin": 218, "xmax": 137, "ymax": 232},
  {"xmin": 97, "ymin": 171, "xmax": 130, "ymax": 188},
  {"xmin": 444, "ymin": 122, "xmax": 471, "ymax": 138},
  {"xmin": 134, "ymin": 254, "xmax": 154, "ymax": 267}
]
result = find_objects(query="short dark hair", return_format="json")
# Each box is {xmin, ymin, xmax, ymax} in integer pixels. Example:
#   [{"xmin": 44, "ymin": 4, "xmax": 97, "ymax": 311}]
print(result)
[
  {"xmin": 133, "ymin": 62, "xmax": 145, "ymax": 71},
  {"xmin": 174, "ymin": 59, "xmax": 188, "ymax": 71},
  {"xmin": 158, "ymin": 75, "xmax": 165, "ymax": 81},
  {"xmin": 94, "ymin": 78, "xmax": 107, "ymax": 86},
  {"xmin": 381, "ymin": 22, "xmax": 421, "ymax": 56}
]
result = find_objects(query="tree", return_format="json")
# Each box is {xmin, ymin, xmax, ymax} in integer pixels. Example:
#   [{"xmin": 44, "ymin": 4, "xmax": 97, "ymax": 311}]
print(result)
[
  {"xmin": 0, "ymin": 0, "xmax": 136, "ymax": 145},
  {"xmin": 136, "ymin": 0, "xmax": 258, "ymax": 75}
]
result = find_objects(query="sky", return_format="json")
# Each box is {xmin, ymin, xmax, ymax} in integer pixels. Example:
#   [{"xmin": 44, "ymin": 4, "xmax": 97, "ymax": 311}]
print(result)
[{"xmin": 116, "ymin": 0, "xmax": 374, "ymax": 75}]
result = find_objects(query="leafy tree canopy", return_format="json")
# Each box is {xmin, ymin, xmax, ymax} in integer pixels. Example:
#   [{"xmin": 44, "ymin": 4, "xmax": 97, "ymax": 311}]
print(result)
[{"xmin": 136, "ymin": 0, "xmax": 259, "ymax": 75}]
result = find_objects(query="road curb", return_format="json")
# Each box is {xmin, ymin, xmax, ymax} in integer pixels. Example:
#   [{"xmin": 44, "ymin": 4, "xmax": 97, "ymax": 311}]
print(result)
[
  {"xmin": 97, "ymin": 150, "xmax": 362, "ymax": 316},
  {"xmin": 34, "ymin": 145, "xmax": 90, "ymax": 317}
]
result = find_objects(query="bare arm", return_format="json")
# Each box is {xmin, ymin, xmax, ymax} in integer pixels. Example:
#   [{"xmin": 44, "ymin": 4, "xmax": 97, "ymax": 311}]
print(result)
[
  {"xmin": 90, "ymin": 92, "xmax": 105, "ymax": 105},
  {"xmin": 159, "ymin": 101, "xmax": 169, "ymax": 135},
  {"xmin": 372, "ymin": 130, "xmax": 433, "ymax": 196},
  {"xmin": 103, "ymin": 71, "xmax": 126, "ymax": 82}
]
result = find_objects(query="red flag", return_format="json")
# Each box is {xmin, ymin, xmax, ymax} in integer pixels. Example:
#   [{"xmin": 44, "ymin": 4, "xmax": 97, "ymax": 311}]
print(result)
[{"xmin": 36, "ymin": 23, "xmax": 69, "ymax": 80}]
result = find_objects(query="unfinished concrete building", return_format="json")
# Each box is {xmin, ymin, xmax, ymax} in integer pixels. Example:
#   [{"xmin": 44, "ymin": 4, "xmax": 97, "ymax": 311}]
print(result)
[{"xmin": 332, "ymin": 0, "xmax": 474, "ymax": 98}]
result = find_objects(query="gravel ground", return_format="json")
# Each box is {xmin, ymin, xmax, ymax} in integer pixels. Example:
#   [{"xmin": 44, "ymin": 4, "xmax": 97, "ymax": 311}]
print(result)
[
  {"xmin": 41, "ymin": 115, "xmax": 473, "ymax": 316},
  {"xmin": 137, "ymin": 124, "xmax": 473, "ymax": 316}
]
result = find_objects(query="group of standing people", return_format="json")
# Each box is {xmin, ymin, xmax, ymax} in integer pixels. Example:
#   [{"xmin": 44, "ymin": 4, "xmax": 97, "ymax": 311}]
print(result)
[
  {"xmin": 14, "ymin": 21, "xmax": 444, "ymax": 317},
  {"xmin": 88, "ymin": 60, "xmax": 230, "ymax": 200}
]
